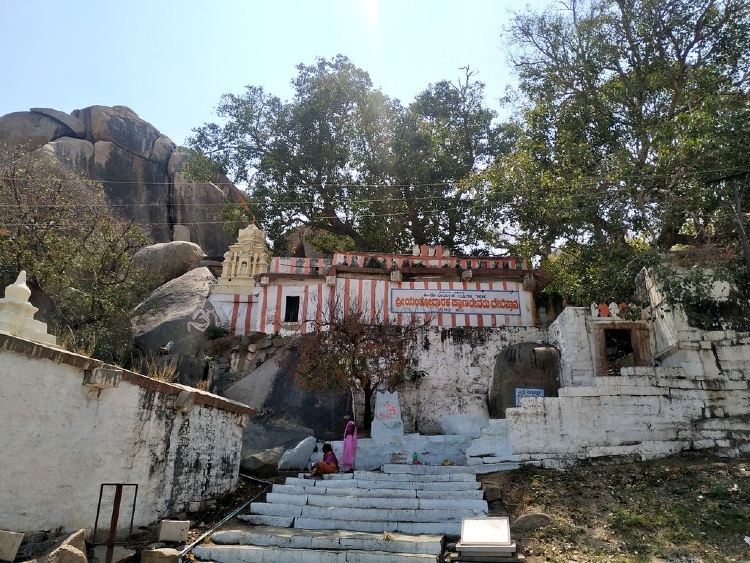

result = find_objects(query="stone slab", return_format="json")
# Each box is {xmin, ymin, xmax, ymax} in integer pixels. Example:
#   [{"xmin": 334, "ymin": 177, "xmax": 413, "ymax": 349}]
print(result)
[
  {"xmin": 211, "ymin": 526, "xmax": 443, "ymax": 555},
  {"xmin": 299, "ymin": 505, "xmax": 483, "ymax": 522},
  {"xmin": 293, "ymin": 517, "xmax": 461, "ymax": 536},
  {"xmin": 140, "ymin": 548, "xmax": 179, "ymax": 563},
  {"xmin": 158, "ymin": 520, "xmax": 190, "ymax": 542},
  {"xmin": 0, "ymin": 530, "xmax": 24, "ymax": 562},
  {"xmin": 193, "ymin": 544, "xmax": 440, "ymax": 563}
]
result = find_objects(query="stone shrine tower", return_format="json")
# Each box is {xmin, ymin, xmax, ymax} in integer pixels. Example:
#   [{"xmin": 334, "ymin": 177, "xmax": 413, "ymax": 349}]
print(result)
[{"xmin": 213, "ymin": 224, "xmax": 270, "ymax": 294}]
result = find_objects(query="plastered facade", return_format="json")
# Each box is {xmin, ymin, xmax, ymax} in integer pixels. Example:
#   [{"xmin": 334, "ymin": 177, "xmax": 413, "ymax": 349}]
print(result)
[{"xmin": 0, "ymin": 333, "xmax": 253, "ymax": 535}]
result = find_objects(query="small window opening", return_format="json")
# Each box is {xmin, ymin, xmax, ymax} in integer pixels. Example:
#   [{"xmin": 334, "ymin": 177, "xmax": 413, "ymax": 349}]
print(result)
[
  {"xmin": 284, "ymin": 296, "xmax": 300, "ymax": 323},
  {"xmin": 604, "ymin": 329, "xmax": 635, "ymax": 375}
]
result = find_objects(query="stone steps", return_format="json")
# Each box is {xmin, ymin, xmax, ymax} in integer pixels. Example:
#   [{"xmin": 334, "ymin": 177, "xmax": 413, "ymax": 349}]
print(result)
[
  {"xmin": 194, "ymin": 526, "xmax": 442, "ymax": 562},
  {"xmin": 193, "ymin": 465, "xmax": 494, "ymax": 562}
]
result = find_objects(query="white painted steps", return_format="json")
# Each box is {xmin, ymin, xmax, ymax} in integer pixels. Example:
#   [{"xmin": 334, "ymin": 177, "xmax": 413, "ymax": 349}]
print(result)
[
  {"xmin": 192, "ymin": 465, "xmax": 498, "ymax": 563},
  {"xmin": 238, "ymin": 468, "xmax": 487, "ymax": 535},
  {"xmin": 193, "ymin": 525, "xmax": 443, "ymax": 563}
]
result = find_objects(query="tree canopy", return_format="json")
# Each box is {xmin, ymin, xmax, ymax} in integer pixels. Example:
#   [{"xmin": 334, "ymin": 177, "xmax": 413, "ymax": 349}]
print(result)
[
  {"xmin": 189, "ymin": 1, "xmax": 750, "ymax": 306},
  {"xmin": 189, "ymin": 56, "xmax": 504, "ymax": 255},
  {"xmin": 0, "ymin": 147, "xmax": 155, "ymax": 364},
  {"xmin": 484, "ymin": 0, "xmax": 750, "ymax": 303}
]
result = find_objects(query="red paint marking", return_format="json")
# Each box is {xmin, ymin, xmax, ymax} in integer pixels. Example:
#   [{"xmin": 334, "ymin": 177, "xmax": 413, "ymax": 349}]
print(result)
[
  {"xmin": 259, "ymin": 286, "xmax": 268, "ymax": 333},
  {"xmin": 317, "ymin": 284, "xmax": 324, "ymax": 327},
  {"xmin": 437, "ymin": 281, "xmax": 443, "ymax": 326},
  {"xmin": 273, "ymin": 285, "xmax": 283, "ymax": 333},
  {"xmin": 230, "ymin": 294, "xmax": 240, "ymax": 333},
  {"xmin": 344, "ymin": 277, "xmax": 351, "ymax": 313},
  {"xmin": 370, "ymin": 279, "xmax": 377, "ymax": 322},
  {"xmin": 449, "ymin": 281, "xmax": 456, "ymax": 327},
  {"xmin": 384, "ymin": 279, "xmax": 390, "ymax": 323},
  {"xmin": 301, "ymin": 285, "xmax": 310, "ymax": 334},
  {"xmin": 357, "ymin": 278, "xmax": 364, "ymax": 314},
  {"xmin": 244, "ymin": 295, "xmax": 252, "ymax": 335}
]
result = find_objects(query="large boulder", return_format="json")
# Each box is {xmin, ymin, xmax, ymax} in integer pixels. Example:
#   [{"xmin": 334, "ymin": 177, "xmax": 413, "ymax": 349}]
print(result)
[
  {"xmin": 169, "ymin": 151, "xmax": 239, "ymax": 256},
  {"xmin": 224, "ymin": 347, "xmax": 350, "ymax": 476},
  {"xmin": 132, "ymin": 267, "xmax": 218, "ymax": 357},
  {"xmin": 133, "ymin": 241, "xmax": 205, "ymax": 286},
  {"xmin": 39, "ymin": 137, "xmax": 94, "ymax": 173},
  {"xmin": 0, "ymin": 112, "xmax": 71, "ymax": 151},
  {"xmin": 31, "ymin": 108, "xmax": 86, "ymax": 138},
  {"xmin": 73, "ymin": 105, "xmax": 174, "ymax": 164},
  {"xmin": 93, "ymin": 140, "xmax": 172, "ymax": 242},
  {"xmin": 0, "ymin": 105, "xmax": 242, "ymax": 256}
]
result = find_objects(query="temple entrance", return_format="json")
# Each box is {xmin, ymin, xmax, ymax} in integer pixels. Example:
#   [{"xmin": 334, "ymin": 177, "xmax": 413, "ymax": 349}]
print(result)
[{"xmin": 488, "ymin": 342, "xmax": 560, "ymax": 418}]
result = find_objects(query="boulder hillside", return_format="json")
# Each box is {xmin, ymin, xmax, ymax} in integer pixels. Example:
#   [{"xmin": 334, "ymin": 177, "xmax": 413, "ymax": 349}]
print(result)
[{"xmin": 0, "ymin": 105, "xmax": 240, "ymax": 257}]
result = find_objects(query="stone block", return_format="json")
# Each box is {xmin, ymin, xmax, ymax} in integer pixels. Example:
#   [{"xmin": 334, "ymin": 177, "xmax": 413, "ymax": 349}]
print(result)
[
  {"xmin": 157, "ymin": 520, "xmax": 190, "ymax": 542},
  {"xmin": 278, "ymin": 436, "xmax": 316, "ymax": 471},
  {"xmin": 0, "ymin": 530, "xmax": 24, "ymax": 562},
  {"xmin": 139, "ymin": 548, "xmax": 179, "ymax": 563},
  {"xmin": 91, "ymin": 545, "xmax": 135, "ymax": 563}
]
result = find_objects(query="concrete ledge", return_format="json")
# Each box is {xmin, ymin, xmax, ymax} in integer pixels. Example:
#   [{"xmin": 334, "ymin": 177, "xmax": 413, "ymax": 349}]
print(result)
[
  {"xmin": 293, "ymin": 517, "xmax": 461, "ymax": 536},
  {"xmin": 0, "ymin": 529, "xmax": 24, "ymax": 562},
  {"xmin": 193, "ymin": 544, "xmax": 440, "ymax": 563},
  {"xmin": 211, "ymin": 526, "xmax": 443, "ymax": 555}
]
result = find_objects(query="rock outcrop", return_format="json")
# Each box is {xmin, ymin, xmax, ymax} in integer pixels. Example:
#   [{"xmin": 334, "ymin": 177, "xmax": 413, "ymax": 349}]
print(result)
[
  {"xmin": 133, "ymin": 241, "xmax": 205, "ymax": 286},
  {"xmin": 131, "ymin": 266, "xmax": 218, "ymax": 358},
  {"xmin": 0, "ymin": 105, "xmax": 240, "ymax": 256}
]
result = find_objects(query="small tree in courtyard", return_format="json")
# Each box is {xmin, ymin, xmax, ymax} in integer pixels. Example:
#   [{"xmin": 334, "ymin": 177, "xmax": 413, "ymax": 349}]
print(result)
[{"xmin": 290, "ymin": 294, "xmax": 425, "ymax": 430}]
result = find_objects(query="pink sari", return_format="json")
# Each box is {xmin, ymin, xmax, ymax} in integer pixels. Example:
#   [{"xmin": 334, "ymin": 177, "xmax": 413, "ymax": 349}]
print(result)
[{"xmin": 341, "ymin": 420, "xmax": 358, "ymax": 472}]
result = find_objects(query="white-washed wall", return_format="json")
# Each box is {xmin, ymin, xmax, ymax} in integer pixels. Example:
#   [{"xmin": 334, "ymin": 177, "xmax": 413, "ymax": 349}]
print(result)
[
  {"xmin": 398, "ymin": 325, "xmax": 545, "ymax": 434},
  {"xmin": 548, "ymin": 307, "xmax": 595, "ymax": 386},
  {"xmin": 0, "ymin": 335, "xmax": 250, "ymax": 535},
  {"xmin": 507, "ymin": 309, "xmax": 750, "ymax": 467}
]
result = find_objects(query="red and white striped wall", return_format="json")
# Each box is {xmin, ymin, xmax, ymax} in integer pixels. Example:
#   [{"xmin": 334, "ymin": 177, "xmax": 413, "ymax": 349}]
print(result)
[{"xmin": 211, "ymin": 277, "xmax": 535, "ymax": 336}]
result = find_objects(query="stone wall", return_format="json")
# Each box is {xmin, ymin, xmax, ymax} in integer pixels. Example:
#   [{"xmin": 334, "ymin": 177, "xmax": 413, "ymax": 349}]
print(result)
[
  {"xmin": 398, "ymin": 325, "xmax": 546, "ymax": 434},
  {"xmin": 507, "ymin": 308, "xmax": 750, "ymax": 468},
  {"xmin": 0, "ymin": 333, "xmax": 252, "ymax": 535}
]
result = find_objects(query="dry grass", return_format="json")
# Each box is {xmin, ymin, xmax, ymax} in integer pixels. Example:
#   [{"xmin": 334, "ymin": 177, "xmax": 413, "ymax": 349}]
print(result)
[
  {"xmin": 143, "ymin": 357, "xmax": 178, "ymax": 382},
  {"xmin": 481, "ymin": 453, "xmax": 750, "ymax": 562}
]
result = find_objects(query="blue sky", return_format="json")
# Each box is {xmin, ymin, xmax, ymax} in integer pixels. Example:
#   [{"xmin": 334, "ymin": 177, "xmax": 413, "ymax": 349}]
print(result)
[{"xmin": 0, "ymin": 0, "xmax": 548, "ymax": 146}]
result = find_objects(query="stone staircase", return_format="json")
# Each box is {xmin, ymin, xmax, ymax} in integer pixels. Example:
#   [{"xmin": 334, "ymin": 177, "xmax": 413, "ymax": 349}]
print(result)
[{"xmin": 192, "ymin": 464, "xmax": 493, "ymax": 563}]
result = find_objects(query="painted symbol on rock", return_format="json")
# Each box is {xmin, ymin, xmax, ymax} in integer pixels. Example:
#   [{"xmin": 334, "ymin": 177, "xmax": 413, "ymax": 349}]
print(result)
[
  {"xmin": 379, "ymin": 402, "xmax": 397, "ymax": 420},
  {"xmin": 187, "ymin": 306, "xmax": 219, "ymax": 333}
]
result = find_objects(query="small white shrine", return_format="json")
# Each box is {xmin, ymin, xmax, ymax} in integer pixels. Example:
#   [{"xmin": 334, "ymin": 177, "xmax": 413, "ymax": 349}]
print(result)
[
  {"xmin": 0, "ymin": 271, "xmax": 56, "ymax": 345},
  {"xmin": 213, "ymin": 224, "xmax": 271, "ymax": 294}
]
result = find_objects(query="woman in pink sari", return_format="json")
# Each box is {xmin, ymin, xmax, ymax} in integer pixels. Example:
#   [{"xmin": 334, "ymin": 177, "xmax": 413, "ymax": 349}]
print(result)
[{"xmin": 341, "ymin": 420, "xmax": 358, "ymax": 472}]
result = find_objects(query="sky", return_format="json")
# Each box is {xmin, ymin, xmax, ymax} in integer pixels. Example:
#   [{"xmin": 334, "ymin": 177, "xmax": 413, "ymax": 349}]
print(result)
[{"xmin": 0, "ymin": 0, "xmax": 549, "ymax": 146}]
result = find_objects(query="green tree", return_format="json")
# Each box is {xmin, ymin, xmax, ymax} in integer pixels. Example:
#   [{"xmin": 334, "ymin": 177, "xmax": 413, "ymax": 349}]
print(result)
[
  {"xmin": 0, "ymin": 147, "xmax": 155, "ymax": 363},
  {"xmin": 384, "ymin": 68, "xmax": 515, "ymax": 253},
  {"xmin": 190, "ymin": 55, "xmax": 398, "ymax": 253},
  {"xmin": 289, "ymin": 294, "xmax": 423, "ymax": 430},
  {"xmin": 189, "ymin": 57, "xmax": 507, "ymax": 255},
  {"xmin": 486, "ymin": 0, "xmax": 750, "ymax": 302}
]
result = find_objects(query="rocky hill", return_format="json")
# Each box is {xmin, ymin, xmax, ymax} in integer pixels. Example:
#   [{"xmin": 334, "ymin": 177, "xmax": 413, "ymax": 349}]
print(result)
[{"xmin": 0, "ymin": 105, "xmax": 239, "ymax": 257}]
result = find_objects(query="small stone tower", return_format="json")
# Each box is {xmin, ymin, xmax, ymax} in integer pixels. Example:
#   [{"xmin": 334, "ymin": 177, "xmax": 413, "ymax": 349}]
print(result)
[{"xmin": 213, "ymin": 224, "xmax": 270, "ymax": 294}]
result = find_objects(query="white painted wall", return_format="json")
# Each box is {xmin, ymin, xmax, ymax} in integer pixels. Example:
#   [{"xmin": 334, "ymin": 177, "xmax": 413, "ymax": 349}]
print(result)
[
  {"xmin": 0, "ymin": 336, "xmax": 249, "ymax": 535},
  {"xmin": 507, "ymin": 307, "xmax": 750, "ymax": 468},
  {"xmin": 400, "ymin": 326, "xmax": 546, "ymax": 434}
]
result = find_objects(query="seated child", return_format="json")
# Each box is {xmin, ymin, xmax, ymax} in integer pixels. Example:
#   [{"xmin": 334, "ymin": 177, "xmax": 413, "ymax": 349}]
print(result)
[{"xmin": 306, "ymin": 443, "xmax": 338, "ymax": 478}]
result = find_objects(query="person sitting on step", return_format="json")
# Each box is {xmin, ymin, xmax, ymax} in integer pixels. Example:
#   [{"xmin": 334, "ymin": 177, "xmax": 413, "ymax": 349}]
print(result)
[{"xmin": 305, "ymin": 443, "xmax": 338, "ymax": 478}]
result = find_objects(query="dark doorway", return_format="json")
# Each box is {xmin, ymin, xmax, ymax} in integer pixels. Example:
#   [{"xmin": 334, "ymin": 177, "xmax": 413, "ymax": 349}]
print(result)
[{"xmin": 488, "ymin": 342, "xmax": 560, "ymax": 418}]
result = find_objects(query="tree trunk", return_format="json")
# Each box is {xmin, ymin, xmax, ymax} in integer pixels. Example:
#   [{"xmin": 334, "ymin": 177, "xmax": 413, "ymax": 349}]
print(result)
[
  {"xmin": 731, "ymin": 177, "xmax": 750, "ymax": 285},
  {"xmin": 362, "ymin": 384, "xmax": 374, "ymax": 431}
]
